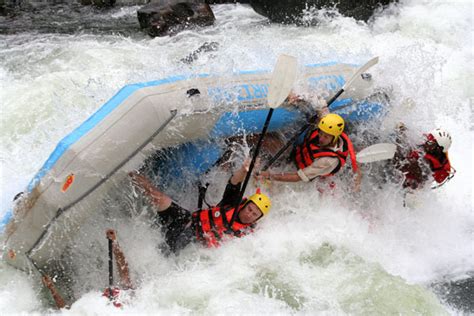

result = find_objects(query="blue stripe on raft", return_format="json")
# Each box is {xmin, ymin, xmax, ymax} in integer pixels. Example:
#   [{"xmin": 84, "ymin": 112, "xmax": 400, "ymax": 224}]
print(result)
[
  {"xmin": 306, "ymin": 61, "xmax": 339, "ymax": 68},
  {"xmin": 0, "ymin": 210, "xmax": 12, "ymax": 233},
  {"xmin": 236, "ymin": 69, "xmax": 268, "ymax": 75},
  {"xmin": 330, "ymin": 98, "xmax": 352, "ymax": 110},
  {"xmin": 306, "ymin": 61, "xmax": 358, "ymax": 68}
]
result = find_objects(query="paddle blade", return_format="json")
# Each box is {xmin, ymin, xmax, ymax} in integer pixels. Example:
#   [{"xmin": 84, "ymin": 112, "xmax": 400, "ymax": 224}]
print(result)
[
  {"xmin": 356, "ymin": 143, "xmax": 396, "ymax": 163},
  {"xmin": 267, "ymin": 54, "xmax": 298, "ymax": 108},
  {"xmin": 343, "ymin": 56, "xmax": 379, "ymax": 90}
]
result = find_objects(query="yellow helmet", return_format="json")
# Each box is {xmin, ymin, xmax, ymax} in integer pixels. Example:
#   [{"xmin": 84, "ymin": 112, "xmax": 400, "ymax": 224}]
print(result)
[
  {"xmin": 246, "ymin": 188, "xmax": 271, "ymax": 216},
  {"xmin": 318, "ymin": 113, "xmax": 345, "ymax": 137}
]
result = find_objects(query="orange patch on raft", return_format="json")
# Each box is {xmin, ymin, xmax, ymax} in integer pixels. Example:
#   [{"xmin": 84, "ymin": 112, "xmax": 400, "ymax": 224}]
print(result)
[
  {"xmin": 8, "ymin": 249, "xmax": 16, "ymax": 259},
  {"xmin": 61, "ymin": 174, "xmax": 75, "ymax": 192}
]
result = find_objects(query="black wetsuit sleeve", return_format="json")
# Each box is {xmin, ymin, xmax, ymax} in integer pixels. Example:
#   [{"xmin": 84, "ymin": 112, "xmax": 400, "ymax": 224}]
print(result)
[{"xmin": 218, "ymin": 179, "xmax": 242, "ymax": 208}]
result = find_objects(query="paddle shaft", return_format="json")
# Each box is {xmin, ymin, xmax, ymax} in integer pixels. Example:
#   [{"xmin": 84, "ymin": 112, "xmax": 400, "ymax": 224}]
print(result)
[
  {"xmin": 326, "ymin": 89, "xmax": 344, "ymax": 107},
  {"xmin": 108, "ymin": 238, "xmax": 113, "ymax": 300},
  {"xmin": 230, "ymin": 108, "xmax": 274, "ymax": 225}
]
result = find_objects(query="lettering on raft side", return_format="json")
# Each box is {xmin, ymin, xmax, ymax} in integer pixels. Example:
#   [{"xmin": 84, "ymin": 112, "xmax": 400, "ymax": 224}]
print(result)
[{"xmin": 207, "ymin": 83, "xmax": 269, "ymax": 104}]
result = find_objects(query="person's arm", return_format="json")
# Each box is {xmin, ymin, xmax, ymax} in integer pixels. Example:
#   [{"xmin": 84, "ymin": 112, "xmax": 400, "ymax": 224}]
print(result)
[
  {"xmin": 287, "ymin": 92, "xmax": 303, "ymax": 104},
  {"xmin": 106, "ymin": 229, "xmax": 134, "ymax": 290},
  {"xmin": 297, "ymin": 157, "xmax": 339, "ymax": 181},
  {"xmin": 310, "ymin": 95, "xmax": 329, "ymax": 119},
  {"xmin": 219, "ymin": 160, "xmax": 250, "ymax": 207},
  {"xmin": 258, "ymin": 171, "xmax": 302, "ymax": 182},
  {"xmin": 287, "ymin": 93, "xmax": 329, "ymax": 119},
  {"xmin": 129, "ymin": 172, "xmax": 172, "ymax": 211},
  {"xmin": 353, "ymin": 168, "xmax": 362, "ymax": 192},
  {"xmin": 259, "ymin": 157, "xmax": 339, "ymax": 183},
  {"xmin": 230, "ymin": 159, "xmax": 250, "ymax": 185}
]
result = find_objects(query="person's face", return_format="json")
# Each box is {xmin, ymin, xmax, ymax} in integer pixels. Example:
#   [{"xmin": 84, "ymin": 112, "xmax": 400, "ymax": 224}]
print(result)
[
  {"xmin": 424, "ymin": 135, "xmax": 440, "ymax": 153},
  {"xmin": 424, "ymin": 139, "xmax": 439, "ymax": 153},
  {"xmin": 318, "ymin": 129, "xmax": 335, "ymax": 147},
  {"xmin": 238, "ymin": 202, "xmax": 263, "ymax": 224}
]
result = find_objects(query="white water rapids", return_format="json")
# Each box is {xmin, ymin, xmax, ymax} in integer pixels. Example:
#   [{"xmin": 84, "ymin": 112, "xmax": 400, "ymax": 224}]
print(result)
[{"xmin": 0, "ymin": 0, "xmax": 472, "ymax": 314}]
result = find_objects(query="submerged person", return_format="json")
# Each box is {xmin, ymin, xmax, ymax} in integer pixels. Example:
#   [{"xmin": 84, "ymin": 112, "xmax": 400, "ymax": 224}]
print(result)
[
  {"xmin": 257, "ymin": 113, "xmax": 360, "ymax": 187},
  {"xmin": 392, "ymin": 127, "xmax": 455, "ymax": 190},
  {"xmin": 130, "ymin": 160, "xmax": 271, "ymax": 254}
]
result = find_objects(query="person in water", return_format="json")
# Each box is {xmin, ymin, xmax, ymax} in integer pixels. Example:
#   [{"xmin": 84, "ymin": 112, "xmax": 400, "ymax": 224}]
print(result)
[
  {"xmin": 257, "ymin": 113, "xmax": 360, "ymax": 186},
  {"xmin": 130, "ymin": 159, "xmax": 271, "ymax": 253},
  {"xmin": 392, "ymin": 126, "xmax": 455, "ymax": 190}
]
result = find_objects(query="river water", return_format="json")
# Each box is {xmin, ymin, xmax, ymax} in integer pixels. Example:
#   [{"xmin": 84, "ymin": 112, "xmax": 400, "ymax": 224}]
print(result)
[{"xmin": 0, "ymin": 0, "xmax": 472, "ymax": 314}]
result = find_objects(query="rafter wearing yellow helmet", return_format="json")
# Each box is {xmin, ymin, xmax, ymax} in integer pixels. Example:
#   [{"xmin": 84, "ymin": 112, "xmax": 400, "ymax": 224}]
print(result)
[
  {"xmin": 131, "ymin": 160, "xmax": 271, "ymax": 253},
  {"xmin": 258, "ymin": 112, "xmax": 358, "ymax": 185}
]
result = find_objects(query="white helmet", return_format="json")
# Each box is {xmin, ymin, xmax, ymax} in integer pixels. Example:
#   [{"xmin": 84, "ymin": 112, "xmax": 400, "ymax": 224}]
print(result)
[{"xmin": 428, "ymin": 128, "xmax": 452, "ymax": 152}]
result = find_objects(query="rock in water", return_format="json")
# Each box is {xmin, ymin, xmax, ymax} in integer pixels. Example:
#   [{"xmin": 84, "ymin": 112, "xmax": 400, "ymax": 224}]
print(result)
[
  {"xmin": 205, "ymin": 0, "xmax": 250, "ymax": 3},
  {"xmin": 249, "ymin": 0, "xmax": 397, "ymax": 23},
  {"xmin": 137, "ymin": 1, "xmax": 215, "ymax": 37}
]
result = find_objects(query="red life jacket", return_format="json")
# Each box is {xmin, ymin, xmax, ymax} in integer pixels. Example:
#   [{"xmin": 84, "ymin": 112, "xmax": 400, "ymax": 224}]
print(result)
[
  {"xmin": 192, "ymin": 204, "xmax": 254, "ymax": 248},
  {"xmin": 403, "ymin": 150, "xmax": 452, "ymax": 187},
  {"xmin": 423, "ymin": 153, "xmax": 452, "ymax": 184},
  {"xmin": 294, "ymin": 130, "xmax": 358, "ymax": 175}
]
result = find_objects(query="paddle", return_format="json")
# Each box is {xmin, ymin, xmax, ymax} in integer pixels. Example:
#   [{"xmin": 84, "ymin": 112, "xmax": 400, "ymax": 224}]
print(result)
[
  {"xmin": 356, "ymin": 143, "xmax": 397, "ymax": 163},
  {"xmin": 262, "ymin": 57, "xmax": 379, "ymax": 171},
  {"xmin": 229, "ymin": 54, "xmax": 297, "ymax": 225},
  {"xmin": 103, "ymin": 230, "xmax": 124, "ymax": 308},
  {"xmin": 107, "ymin": 235, "xmax": 114, "ymax": 302}
]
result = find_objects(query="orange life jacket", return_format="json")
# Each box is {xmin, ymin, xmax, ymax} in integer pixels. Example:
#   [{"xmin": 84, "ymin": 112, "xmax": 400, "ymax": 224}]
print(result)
[
  {"xmin": 193, "ymin": 204, "xmax": 253, "ymax": 248},
  {"xmin": 294, "ymin": 130, "xmax": 358, "ymax": 175}
]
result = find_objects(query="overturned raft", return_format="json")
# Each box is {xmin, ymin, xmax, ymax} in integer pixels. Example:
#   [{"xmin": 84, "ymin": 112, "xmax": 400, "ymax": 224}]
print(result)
[{"xmin": 2, "ymin": 61, "xmax": 385, "ymax": 276}]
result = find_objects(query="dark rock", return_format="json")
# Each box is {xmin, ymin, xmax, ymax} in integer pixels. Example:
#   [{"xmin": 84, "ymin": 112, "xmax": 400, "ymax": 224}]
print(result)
[
  {"xmin": 0, "ymin": 0, "xmax": 16, "ymax": 16},
  {"xmin": 0, "ymin": 3, "xmax": 142, "ymax": 35},
  {"xmin": 180, "ymin": 41, "xmax": 219, "ymax": 64},
  {"xmin": 249, "ymin": 0, "xmax": 397, "ymax": 23},
  {"xmin": 137, "ymin": 1, "xmax": 215, "ymax": 37},
  {"xmin": 205, "ymin": 0, "xmax": 249, "ymax": 4},
  {"xmin": 80, "ymin": 0, "xmax": 116, "ymax": 8}
]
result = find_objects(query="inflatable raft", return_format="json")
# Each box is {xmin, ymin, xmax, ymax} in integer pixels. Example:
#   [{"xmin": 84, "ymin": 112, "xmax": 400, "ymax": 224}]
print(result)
[{"xmin": 1, "ymin": 61, "xmax": 386, "ymax": 275}]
